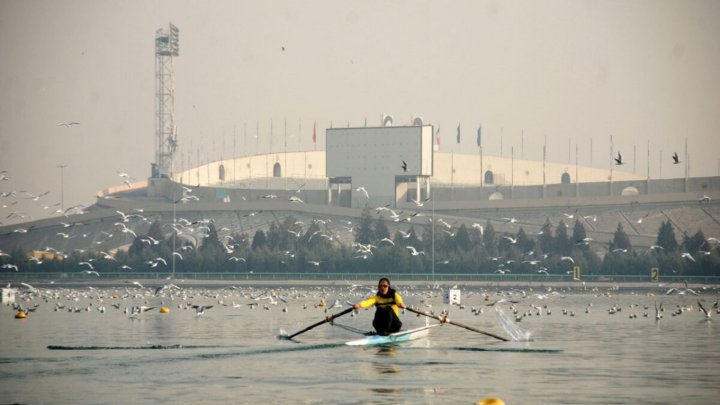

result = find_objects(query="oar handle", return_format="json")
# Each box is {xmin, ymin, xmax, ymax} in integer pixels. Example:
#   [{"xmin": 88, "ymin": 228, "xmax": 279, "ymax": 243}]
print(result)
[
  {"xmin": 406, "ymin": 307, "xmax": 509, "ymax": 342},
  {"xmin": 287, "ymin": 307, "xmax": 354, "ymax": 339}
]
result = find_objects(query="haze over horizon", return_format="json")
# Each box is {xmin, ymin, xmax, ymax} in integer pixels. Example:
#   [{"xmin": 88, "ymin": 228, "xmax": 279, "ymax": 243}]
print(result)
[{"xmin": 1, "ymin": 0, "xmax": 719, "ymax": 224}]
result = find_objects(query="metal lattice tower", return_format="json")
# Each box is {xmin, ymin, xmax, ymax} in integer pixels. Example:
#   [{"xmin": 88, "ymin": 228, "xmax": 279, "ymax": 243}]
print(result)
[{"xmin": 154, "ymin": 23, "xmax": 179, "ymax": 178}]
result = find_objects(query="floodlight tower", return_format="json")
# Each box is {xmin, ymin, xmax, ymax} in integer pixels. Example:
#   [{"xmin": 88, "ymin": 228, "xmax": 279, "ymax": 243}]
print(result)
[{"xmin": 154, "ymin": 23, "xmax": 179, "ymax": 178}]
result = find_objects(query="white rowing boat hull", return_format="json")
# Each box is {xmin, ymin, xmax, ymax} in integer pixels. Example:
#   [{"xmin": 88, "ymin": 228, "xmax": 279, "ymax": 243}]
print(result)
[{"xmin": 345, "ymin": 324, "xmax": 439, "ymax": 346}]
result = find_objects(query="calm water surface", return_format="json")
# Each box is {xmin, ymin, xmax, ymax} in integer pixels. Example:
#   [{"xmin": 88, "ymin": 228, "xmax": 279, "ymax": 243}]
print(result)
[{"xmin": 1, "ymin": 284, "xmax": 718, "ymax": 404}]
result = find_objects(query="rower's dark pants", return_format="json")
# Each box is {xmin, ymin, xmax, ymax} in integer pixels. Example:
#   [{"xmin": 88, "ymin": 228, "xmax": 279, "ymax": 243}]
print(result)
[{"xmin": 373, "ymin": 307, "xmax": 402, "ymax": 335}]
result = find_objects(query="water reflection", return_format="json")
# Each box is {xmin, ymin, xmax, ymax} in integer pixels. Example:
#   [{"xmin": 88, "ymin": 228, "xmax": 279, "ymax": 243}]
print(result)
[
  {"xmin": 372, "ymin": 346, "xmax": 400, "ymax": 374},
  {"xmin": 374, "ymin": 346, "xmax": 397, "ymax": 357}
]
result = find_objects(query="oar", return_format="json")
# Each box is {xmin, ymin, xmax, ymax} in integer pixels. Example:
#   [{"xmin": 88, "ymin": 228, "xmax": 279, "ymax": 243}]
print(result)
[
  {"xmin": 406, "ymin": 307, "xmax": 509, "ymax": 342},
  {"xmin": 285, "ymin": 307, "xmax": 354, "ymax": 340}
]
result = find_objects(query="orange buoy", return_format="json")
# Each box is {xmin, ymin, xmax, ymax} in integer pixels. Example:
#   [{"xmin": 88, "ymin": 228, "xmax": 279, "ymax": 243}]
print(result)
[
  {"xmin": 159, "ymin": 307, "xmax": 170, "ymax": 313},
  {"xmin": 15, "ymin": 311, "xmax": 27, "ymax": 319},
  {"xmin": 476, "ymin": 399, "xmax": 505, "ymax": 405}
]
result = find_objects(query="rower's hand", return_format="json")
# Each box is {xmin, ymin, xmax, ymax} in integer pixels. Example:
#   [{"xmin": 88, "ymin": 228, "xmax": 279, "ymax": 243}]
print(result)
[
  {"xmin": 439, "ymin": 315, "xmax": 449, "ymax": 323},
  {"xmin": 326, "ymin": 315, "xmax": 333, "ymax": 323},
  {"xmin": 353, "ymin": 303, "xmax": 361, "ymax": 310}
]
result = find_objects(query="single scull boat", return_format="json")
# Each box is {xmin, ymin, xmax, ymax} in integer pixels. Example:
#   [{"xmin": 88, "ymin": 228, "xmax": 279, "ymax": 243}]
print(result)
[{"xmin": 345, "ymin": 323, "xmax": 441, "ymax": 346}]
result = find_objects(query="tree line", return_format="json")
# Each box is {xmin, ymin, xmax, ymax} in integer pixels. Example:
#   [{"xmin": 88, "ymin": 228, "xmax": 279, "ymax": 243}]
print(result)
[{"xmin": 1, "ymin": 207, "xmax": 718, "ymax": 279}]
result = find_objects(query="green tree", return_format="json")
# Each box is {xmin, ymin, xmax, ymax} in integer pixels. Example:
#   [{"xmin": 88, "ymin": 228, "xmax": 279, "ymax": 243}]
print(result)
[
  {"xmin": 483, "ymin": 220, "xmax": 497, "ymax": 254},
  {"xmin": 683, "ymin": 229, "xmax": 707, "ymax": 254},
  {"xmin": 251, "ymin": 230, "xmax": 267, "ymax": 250},
  {"xmin": 515, "ymin": 227, "xmax": 534, "ymax": 254},
  {"xmin": 609, "ymin": 223, "xmax": 632, "ymax": 252},
  {"xmin": 374, "ymin": 215, "xmax": 390, "ymax": 242},
  {"xmin": 656, "ymin": 220, "xmax": 679, "ymax": 251},
  {"xmin": 355, "ymin": 206, "xmax": 374, "ymax": 245},
  {"xmin": 455, "ymin": 224, "xmax": 472, "ymax": 251},
  {"xmin": 199, "ymin": 222, "xmax": 225, "ymax": 259},
  {"xmin": 538, "ymin": 218, "xmax": 554, "ymax": 254},
  {"xmin": 554, "ymin": 220, "xmax": 571, "ymax": 255},
  {"xmin": 572, "ymin": 219, "xmax": 588, "ymax": 249}
]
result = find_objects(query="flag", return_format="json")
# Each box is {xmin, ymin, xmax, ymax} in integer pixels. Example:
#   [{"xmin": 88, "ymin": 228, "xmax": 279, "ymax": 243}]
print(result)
[
  {"xmin": 312, "ymin": 121, "xmax": 316, "ymax": 143},
  {"xmin": 476, "ymin": 125, "xmax": 482, "ymax": 147},
  {"xmin": 456, "ymin": 124, "xmax": 461, "ymax": 144},
  {"xmin": 435, "ymin": 126, "xmax": 441, "ymax": 145}
]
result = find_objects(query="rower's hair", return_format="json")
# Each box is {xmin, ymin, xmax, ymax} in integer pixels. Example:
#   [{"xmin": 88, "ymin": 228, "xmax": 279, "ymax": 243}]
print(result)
[{"xmin": 378, "ymin": 277, "xmax": 391, "ymax": 287}]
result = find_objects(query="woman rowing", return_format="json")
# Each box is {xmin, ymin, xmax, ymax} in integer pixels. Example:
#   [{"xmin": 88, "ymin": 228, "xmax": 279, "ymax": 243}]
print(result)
[{"xmin": 354, "ymin": 277, "xmax": 406, "ymax": 336}]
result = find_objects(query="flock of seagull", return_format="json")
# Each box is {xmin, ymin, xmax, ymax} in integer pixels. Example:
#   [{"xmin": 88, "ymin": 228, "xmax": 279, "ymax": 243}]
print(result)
[
  {"xmin": 5, "ymin": 281, "xmax": 718, "ymax": 332},
  {"xmin": 0, "ymin": 193, "xmax": 718, "ymax": 277}
]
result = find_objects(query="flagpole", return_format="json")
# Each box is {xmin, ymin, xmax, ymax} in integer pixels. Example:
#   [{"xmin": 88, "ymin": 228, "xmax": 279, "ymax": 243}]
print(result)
[
  {"xmin": 451, "ymin": 151, "xmax": 454, "ymax": 199},
  {"xmin": 500, "ymin": 126, "xmax": 503, "ymax": 158},
  {"xmin": 542, "ymin": 136, "xmax": 546, "ymax": 199},
  {"xmin": 610, "ymin": 134, "xmax": 613, "ymax": 183},
  {"xmin": 575, "ymin": 143, "xmax": 579, "ymax": 197},
  {"xmin": 480, "ymin": 146, "xmax": 484, "ymax": 188},
  {"xmin": 477, "ymin": 124, "xmax": 482, "ymax": 191},
  {"xmin": 313, "ymin": 121, "xmax": 317, "ymax": 151}
]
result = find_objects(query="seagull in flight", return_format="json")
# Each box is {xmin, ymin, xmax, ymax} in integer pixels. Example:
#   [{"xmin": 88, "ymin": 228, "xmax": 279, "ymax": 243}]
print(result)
[
  {"xmin": 697, "ymin": 300, "xmax": 711, "ymax": 319},
  {"xmin": 401, "ymin": 160, "xmax": 408, "ymax": 172},
  {"xmin": 680, "ymin": 252, "xmax": 696, "ymax": 262},
  {"xmin": 57, "ymin": 121, "xmax": 80, "ymax": 127},
  {"xmin": 560, "ymin": 256, "xmax": 575, "ymax": 264},
  {"xmin": 406, "ymin": 246, "xmax": 425, "ymax": 256},
  {"xmin": 672, "ymin": 152, "xmax": 681, "ymax": 165},
  {"xmin": 614, "ymin": 152, "xmax": 624, "ymax": 165},
  {"xmin": 412, "ymin": 197, "xmax": 431, "ymax": 207},
  {"xmin": 192, "ymin": 305, "xmax": 213, "ymax": 316},
  {"xmin": 471, "ymin": 223, "xmax": 484, "ymax": 235},
  {"xmin": 665, "ymin": 283, "xmax": 698, "ymax": 296},
  {"xmin": 355, "ymin": 186, "xmax": 369, "ymax": 199},
  {"xmin": 1, "ymin": 264, "xmax": 18, "ymax": 271}
]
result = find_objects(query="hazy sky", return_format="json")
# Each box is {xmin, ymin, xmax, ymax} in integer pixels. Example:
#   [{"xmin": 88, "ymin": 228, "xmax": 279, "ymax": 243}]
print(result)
[{"xmin": 1, "ymin": 0, "xmax": 719, "ymax": 223}]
